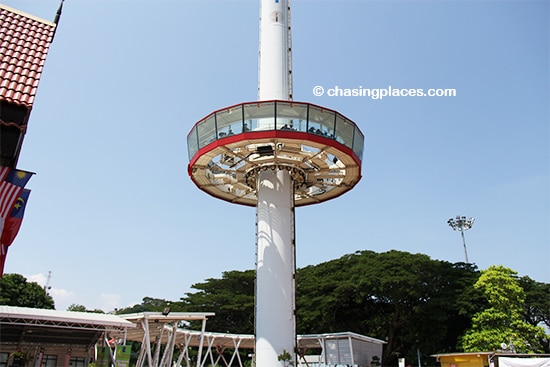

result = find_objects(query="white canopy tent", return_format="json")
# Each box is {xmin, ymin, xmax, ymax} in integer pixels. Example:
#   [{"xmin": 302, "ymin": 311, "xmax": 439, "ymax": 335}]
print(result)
[
  {"xmin": 0, "ymin": 306, "xmax": 136, "ymax": 366},
  {"xmin": 498, "ymin": 357, "xmax": 550, "ymax": 367}
]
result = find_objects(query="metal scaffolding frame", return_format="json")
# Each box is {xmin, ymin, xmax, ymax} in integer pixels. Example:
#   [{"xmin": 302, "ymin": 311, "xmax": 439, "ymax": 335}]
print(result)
[
  {"xmin": 115, "ymin": 312, "xmax": 215, "ymax": 367},
  {"xmin": 115, "ymin": 317, "xmax": 385, "ymax": 367},
  {"xmin": 1, "ymin": 307, "xmax": 385, "ymax": 367}
]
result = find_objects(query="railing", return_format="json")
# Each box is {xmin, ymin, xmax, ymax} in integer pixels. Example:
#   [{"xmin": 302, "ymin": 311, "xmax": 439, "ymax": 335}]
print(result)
[{"xmin": 187, "ymin": 100, "xmax": 364, "ymax": 162}]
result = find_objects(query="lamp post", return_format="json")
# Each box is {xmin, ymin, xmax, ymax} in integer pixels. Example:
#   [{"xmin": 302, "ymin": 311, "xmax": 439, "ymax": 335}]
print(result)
[{"xmin": 447, "ymin": 215, "xmax": 475, "ymax": 263}]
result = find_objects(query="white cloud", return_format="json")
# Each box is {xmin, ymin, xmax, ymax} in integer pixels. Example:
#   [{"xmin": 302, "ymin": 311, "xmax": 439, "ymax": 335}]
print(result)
[
  {"xmin": 27, "ymin": 273, "xmax": 47, "ymax": 286},
  {"xmin": 97, "ymin": 293, "xmax": 123, "ymax": 312},
  {"xmin": 23, "ymin": 273, "xmax": 127, "ymax": 312},
  {"xmin": 25, "ymin": 272, "xmax": 77, "ymax": 311},
  {"xmin": 50, "ymin": 288, "xmax": 77, "ymax": 310}
]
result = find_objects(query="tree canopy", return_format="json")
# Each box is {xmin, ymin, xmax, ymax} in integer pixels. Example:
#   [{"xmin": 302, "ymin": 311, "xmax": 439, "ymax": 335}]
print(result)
[
  {"xmin": 116, "ymin": 297, "xmax": 174, "ymax": 314},
  {"xmin": 67, "ymin": 304, "xmax": 105, "ymax": 313},
  {"xmin": 519, "ymin": 276, "xmax": 550, "ymax": 329},
  {"xmin": 175, "ymin": 251, "xmax": 482, "ymax": 365},
  {"xmin": 296, "ymin": 250, "xmax": 481, "ymax": 365},
  {"xmin": 0, "ymin": 273, "xmax": 54, "ymax": 309},
  {"xmin": 176, "ymin": 251, "xmax": 549, "ymax": 363},
  {"xmin": 460, "ymin": 265, "xmax": 549, "ymax": 353},
  {"xmin": 181, "ymin": 270, "xmax": 255, "ymax": 334}
]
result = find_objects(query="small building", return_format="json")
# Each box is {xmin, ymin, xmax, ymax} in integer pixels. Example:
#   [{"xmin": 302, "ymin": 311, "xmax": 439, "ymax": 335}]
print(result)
[
  {"xmin": 433, "ymin": 352, "xmax": 494, "ymax": 367},
  {"xmin": 432, "ymin": 352, "xmax": 550, "ymax": 367},
  {"xmin": 0, "ymin": 306, "xmax": 135, "ymax": 367},
  {"xmin": 298, "ymin": 332, "xmax": 386, "ymax": 367}
]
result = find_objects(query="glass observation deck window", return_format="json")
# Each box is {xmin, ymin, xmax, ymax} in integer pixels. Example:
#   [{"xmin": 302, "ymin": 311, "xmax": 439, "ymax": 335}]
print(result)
[
  {"xmin": 307, "ymin": 104, "xmax": 335, "ymax": 139},
  {"xmin": 188, "ymin": 100, "xmax": 364, "ymax": 162},
  {"xmin": 216, "ymin": 105, "xmax": 243, "ymax": 137},
  {"xmin": 244, "ymin": 102, "xmax": 276, "ymax": 131},
  {"xmin": 334, "ymin": 114, "xmax": 355, "ymax": 151},
  {"xmin": 276, "ymin": 102, "xmax": 308, "ymax": 132},
  {"xmin": 197, "ymin": 115, "xmax": 216, "ymax": 149}
]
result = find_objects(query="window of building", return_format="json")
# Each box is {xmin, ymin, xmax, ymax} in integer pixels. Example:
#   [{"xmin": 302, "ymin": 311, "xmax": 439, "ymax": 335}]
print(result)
[
  {"xmin": 42, "ymin": 355, "xmax": 58, "ymax": 367},
  {"xmin": 69, "ymin": 357, "xmax": 86, "ymax": 367},
  {"xmin": 0, "ymin": 352, "xmax": 8, "ymax": 367}
]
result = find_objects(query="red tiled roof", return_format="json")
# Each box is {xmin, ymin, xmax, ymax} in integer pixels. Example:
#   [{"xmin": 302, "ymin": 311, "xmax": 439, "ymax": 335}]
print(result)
[{"xmin": 0, "ymin": 4, "xmax": 56, "ymax": 108}]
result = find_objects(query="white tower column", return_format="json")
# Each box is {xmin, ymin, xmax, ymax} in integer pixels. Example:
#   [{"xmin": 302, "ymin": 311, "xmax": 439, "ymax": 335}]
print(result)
[
  {"xmin": 256, "ymin": 169, "xmax": 296, "ymax": 367},
  {"xmin": 256, "ymin": 0, "xmax": 296, "ymax": 366},
  {"xmin": 258, "ymin": 0, "xmax": 292, "ymax": 101}
]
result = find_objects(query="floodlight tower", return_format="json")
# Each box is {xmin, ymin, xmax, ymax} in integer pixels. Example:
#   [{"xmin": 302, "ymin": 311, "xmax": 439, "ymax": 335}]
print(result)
[
  {"xmin": 447, "ymin": 215, "xmax": 475, "ymax": 263},
  {"xmin": 186, "ymin": 1, "xmax": 364, "ymax": 366}
]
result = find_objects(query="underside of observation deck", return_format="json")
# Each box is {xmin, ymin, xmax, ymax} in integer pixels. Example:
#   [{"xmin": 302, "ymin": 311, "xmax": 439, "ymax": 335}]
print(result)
[{"xmin": 189, "ymin": 132, "xmax": 361, "ymax": 207}]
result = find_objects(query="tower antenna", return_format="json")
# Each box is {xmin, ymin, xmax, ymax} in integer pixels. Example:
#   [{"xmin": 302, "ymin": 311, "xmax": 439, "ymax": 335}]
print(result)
[{"xmin": 44, "ymin": 270, "xmax": 52, "ymax": 293}]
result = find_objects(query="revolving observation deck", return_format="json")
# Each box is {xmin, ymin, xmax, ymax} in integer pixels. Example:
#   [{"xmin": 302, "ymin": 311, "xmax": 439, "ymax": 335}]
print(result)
[{"xmin": 187, "ymin": 100, "xmax": 364, "ymax": 207}]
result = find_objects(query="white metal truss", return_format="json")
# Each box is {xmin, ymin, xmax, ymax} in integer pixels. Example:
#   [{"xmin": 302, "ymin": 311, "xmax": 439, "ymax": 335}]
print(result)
[
  {"xmin": 121, "ymin": 325, "xmax": 386, "ymax": 367},
  {"xmin": 117, "ymin": 312, "xmax": 213, "ymax": 367}
]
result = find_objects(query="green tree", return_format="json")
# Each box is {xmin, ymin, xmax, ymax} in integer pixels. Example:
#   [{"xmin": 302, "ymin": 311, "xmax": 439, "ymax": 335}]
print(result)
[
  {"xmin": 67, "ymin": 304, "xmax": 105, "ymax": 313},
  {"xmin": 296, "ymin": 250, "xmax": 480, "ymax": 365},
  {"xmin": 460, "ymin": 265, "xmax": 549, "ymax": 353},
  {"xmin": 115, "ymin": 297, "xmax": 173, "ymax": 314},
  {"xmin": 182, "ymin": 270, "xmax": 255, "ymax": 334},
  {"xmin": 0, "ymin": 273, "xmax": 54, "ymax": 309},
  {"xmin": 519, "ymin": 276, "xmax": 550, "ymax": 329},
  {"xmin": 176, "ymin": 252, "xmax": 548, "ymax": 363}
]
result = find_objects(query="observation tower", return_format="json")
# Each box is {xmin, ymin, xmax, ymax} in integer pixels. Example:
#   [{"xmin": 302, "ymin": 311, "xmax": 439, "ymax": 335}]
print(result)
[{"xmin": 186, "ymin": 1, "xmax": 364, "ymax": 366}]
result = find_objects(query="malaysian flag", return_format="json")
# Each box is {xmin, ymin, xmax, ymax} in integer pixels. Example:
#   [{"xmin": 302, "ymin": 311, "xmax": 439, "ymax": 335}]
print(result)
[
  {"xmin": 0, "ymin": 168, "xmax": 33, "ymax": 277},
  {"xmin": 0, "ymin": 244, "xmax": 8, "ymax": 276},
  {"xmin": 0, "ymin": 167, "xmax": 34, "ymax": 235},
  {"xmin": 0, "ymin": 168, "xmax": 34, "ymax": 218},
  {"xmin": 0, "ymin": 167, "xmax": 9, "ymax": 183},
  {"xmin": 1, "ymin": 189, "xmax": 31, "ymax": 247}
]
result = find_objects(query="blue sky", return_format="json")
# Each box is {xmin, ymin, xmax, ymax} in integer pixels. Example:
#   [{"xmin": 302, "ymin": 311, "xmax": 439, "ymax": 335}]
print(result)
[{"xmin": 2, "ymin": 0, "xmax": 548, "ymax": 312}]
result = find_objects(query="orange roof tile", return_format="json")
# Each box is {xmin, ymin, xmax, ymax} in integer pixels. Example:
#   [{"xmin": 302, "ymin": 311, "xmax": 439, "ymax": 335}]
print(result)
[{"xmin": 0, "ymin": 4, "xmax": 56, "ymax": 108}]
